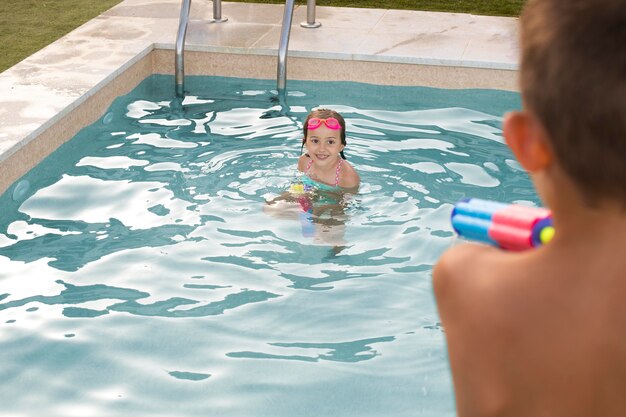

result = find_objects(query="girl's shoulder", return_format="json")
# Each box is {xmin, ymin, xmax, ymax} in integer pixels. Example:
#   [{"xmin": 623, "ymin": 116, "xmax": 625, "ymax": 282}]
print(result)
[
  {"xmin": 297, "ymin": 154, "xmax": 311, "ymax": 172},
  {"xmin": 339, "ymin": 160, "xmax": 360, "ymax": 189}
]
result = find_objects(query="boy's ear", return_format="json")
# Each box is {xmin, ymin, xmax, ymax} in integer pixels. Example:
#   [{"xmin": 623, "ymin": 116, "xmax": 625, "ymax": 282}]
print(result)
[{"xmin": 503, "ymin": 111, "xmax": 553, "ymax": 172}]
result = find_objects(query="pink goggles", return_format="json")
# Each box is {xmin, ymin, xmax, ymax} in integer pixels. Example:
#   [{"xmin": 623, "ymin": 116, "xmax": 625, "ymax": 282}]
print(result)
[{"xmin": 307, "ymin": 117, "xmax": 341, "ymax": 130}]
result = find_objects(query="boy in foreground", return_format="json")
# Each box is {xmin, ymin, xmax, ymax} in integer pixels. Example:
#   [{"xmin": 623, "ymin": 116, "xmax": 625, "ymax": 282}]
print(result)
[{"xmin": 433, "ymin": 0, "xmax": 626, "ymax": 416}]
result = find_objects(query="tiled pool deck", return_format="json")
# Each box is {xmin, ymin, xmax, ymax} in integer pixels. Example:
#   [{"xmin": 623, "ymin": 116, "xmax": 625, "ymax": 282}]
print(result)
[{"xmin": 0, "ymin": 0, "xmax": 519, "ymax": 194}]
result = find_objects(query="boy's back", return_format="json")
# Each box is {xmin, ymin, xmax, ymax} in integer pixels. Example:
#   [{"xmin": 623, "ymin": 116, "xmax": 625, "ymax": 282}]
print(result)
[
  {"xmin": 433, "ymin": 0, "xmax": 626, "ymax": 415},
  {"xmin": 435, "ymin": 223, "xmax": 626, "ymax": 416}
]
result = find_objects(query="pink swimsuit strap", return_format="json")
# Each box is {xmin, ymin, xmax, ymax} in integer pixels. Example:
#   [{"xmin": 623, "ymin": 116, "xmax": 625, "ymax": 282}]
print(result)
[
  {"xmin": 304, "ymin": 158, "xmax": 314, "ymax": 174},
  {"xmin": 334, "ymin": 158, "xmax": 343, "ymax": 187},
  {"xmin": 304, "ymin": 157, "xmax": 343, "ymax": 187}
]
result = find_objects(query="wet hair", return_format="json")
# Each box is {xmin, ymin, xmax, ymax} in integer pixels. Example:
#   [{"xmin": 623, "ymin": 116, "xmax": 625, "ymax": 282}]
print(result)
[
  {"xmin": 301, "ymin": 108, "xmax": 347, "ymax": 159},
  {"xmin": 520, "ymin": 0, "xmax": 626, "ymax": 206}
]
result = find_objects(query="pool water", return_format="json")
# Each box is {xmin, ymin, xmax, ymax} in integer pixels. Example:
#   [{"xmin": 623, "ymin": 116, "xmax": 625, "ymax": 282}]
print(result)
[{"xmin": 0, "ymin": 75, "xmax": 529, "ymax": 417}]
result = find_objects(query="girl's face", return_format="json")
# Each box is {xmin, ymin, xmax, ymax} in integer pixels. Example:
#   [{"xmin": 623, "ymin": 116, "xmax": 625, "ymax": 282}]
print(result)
[{"xmin": 305, "ymin": 124, "xmax": 344, "ymax": 167}]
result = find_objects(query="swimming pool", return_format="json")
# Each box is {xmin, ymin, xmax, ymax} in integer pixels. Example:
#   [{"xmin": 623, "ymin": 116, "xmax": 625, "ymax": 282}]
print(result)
[{"xmin": 0, "ymin": 75, "xmax": 528, "ymax": 417}]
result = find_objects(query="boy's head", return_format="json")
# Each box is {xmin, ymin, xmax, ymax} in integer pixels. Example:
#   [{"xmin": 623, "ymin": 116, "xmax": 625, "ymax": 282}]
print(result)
[
  {"xmin": 519, "ymin": 0, "xmax": 626, "ymax": 206},
  {"xmin": 302, "ymin": 108, "xmax": 347, "ymax": 159}
]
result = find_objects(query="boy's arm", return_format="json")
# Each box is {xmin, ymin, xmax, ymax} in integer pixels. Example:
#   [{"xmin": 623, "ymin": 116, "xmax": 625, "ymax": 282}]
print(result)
[{"xmin": 433, "ymin": 244, "xmax": 512, "ymax": 417}]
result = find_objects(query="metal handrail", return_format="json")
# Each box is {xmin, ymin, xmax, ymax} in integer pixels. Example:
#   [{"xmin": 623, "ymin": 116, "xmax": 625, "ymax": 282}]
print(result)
[
  {"xmin": 175, "ymin": 0, "xmax": 191, "ymax": 97},
  {"xmin": 300, "ymin": 0, "xmax": 320, "ymax": 28},
  {"xmin": 277, "ymin": 0, "xmax": 295, "ymax": 94},
  {"xmin": 212, "ymin": 0, "xmax": 228, "ymax": 23},
  {"xmin": 175, "ymin": 0, "xmax": 228, "ymax": 97},
  {"xmin": 176, "ymin": 0, "xmax": 318, "ymax": 97}
]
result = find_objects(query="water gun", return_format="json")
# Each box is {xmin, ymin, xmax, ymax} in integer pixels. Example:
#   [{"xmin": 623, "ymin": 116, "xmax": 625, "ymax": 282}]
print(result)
[
  {"xmin": 290, "ymin": 183, "xmax": 314, "ymax": 237},
  {"xmin": 451, "ymin": 198, "xmax": 555, "ymax": 250}
]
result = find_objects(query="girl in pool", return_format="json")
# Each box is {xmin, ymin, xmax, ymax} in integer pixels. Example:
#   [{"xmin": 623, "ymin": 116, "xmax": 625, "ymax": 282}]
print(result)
[
  {"xmin": 297, "ymin": 108, "xmax": 360, "ymax": 192},
  {"xmin": 264, "ymin": 108, "xmax": 359, "ymax": 247}
]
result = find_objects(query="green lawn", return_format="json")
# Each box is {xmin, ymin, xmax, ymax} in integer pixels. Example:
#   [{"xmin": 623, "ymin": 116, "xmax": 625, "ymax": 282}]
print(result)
[
  {"xmin": 0, "ymin": 0, "xmax": 122, "ymax": 72},
  {"xmin": 0, "ymin": 0, "xmax": 524, "ymax": 73},
  {"xmin": 230, "ymin": 0, "xmax": 524, "ymax": 16}
]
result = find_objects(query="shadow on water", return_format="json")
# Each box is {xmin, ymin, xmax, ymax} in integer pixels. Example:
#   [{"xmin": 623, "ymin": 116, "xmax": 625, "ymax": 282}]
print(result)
[
  {"xmin": 0, "ymin": 218, "xmax": 198, "ymax": 272},
  {"xmin": 0, "ymin": 279, "xmax": 280, "ymax": 318},
  {"xmin": 226, "ymin": 336, "xmax": 396, "ymax": 363}
]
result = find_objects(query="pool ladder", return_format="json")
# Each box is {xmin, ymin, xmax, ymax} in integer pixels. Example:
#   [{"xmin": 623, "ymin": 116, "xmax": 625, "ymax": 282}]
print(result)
[{"xmin": 175, "ymin": 0, "xmax": 320, "ymax": 97}]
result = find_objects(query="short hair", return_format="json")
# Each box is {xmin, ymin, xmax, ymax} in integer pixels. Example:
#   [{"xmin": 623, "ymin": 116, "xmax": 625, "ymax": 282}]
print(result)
[
  {"xmin": 302, "ymin": 108, "xmax": 347, "ymax": 159},
  {"xmin": 520, "ymin": 0, "xmax": 626, "ymax": 206}
]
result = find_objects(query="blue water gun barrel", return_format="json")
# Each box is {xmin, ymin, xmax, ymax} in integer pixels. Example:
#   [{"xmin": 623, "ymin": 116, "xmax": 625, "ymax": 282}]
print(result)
[{"xmin": 451, "ymin": 198, "xmax": 554, "ymax": 250}]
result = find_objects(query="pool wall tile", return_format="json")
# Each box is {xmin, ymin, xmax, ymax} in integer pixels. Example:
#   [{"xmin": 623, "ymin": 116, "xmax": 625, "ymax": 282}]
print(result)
[{"xmin": 0, "ymin": 53, "xmax": 153, "ymax": 195}]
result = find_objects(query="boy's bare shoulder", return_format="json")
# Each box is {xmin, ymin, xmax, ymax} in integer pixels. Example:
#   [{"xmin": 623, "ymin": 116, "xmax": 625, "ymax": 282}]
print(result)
[
  {"xmin": 433, "ymin": 242, "xmax": 531, "ymax": 327},
  {"xmin": 433, "ymin": 242, "xmax": 499, "ymax": 293}
]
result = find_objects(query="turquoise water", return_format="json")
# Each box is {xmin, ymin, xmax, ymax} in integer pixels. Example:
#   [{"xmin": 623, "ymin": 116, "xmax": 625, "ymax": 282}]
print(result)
[{"xmin": 0, "ymin": 75, "xmax": 529, "ymax": 417}]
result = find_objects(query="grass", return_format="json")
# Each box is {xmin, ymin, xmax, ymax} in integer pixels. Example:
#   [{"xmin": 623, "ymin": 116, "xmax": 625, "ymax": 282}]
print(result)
[
  {"xmin": 230, "ymin": 0, "xmax": 525, "ymax": 17},
  {"xmin": 0, "ymin": 0, "xmax": 122, "ymax": 72},
  {"xmin": 0, "ymin": 0, "xmax": 524, "ymax": 73}
]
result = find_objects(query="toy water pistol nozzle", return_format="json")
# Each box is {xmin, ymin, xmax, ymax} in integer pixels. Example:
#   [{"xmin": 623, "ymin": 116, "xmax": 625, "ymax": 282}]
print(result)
[{"xmin": 451, "ymin": 198, "xmax": 555, "ymax": 251}]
